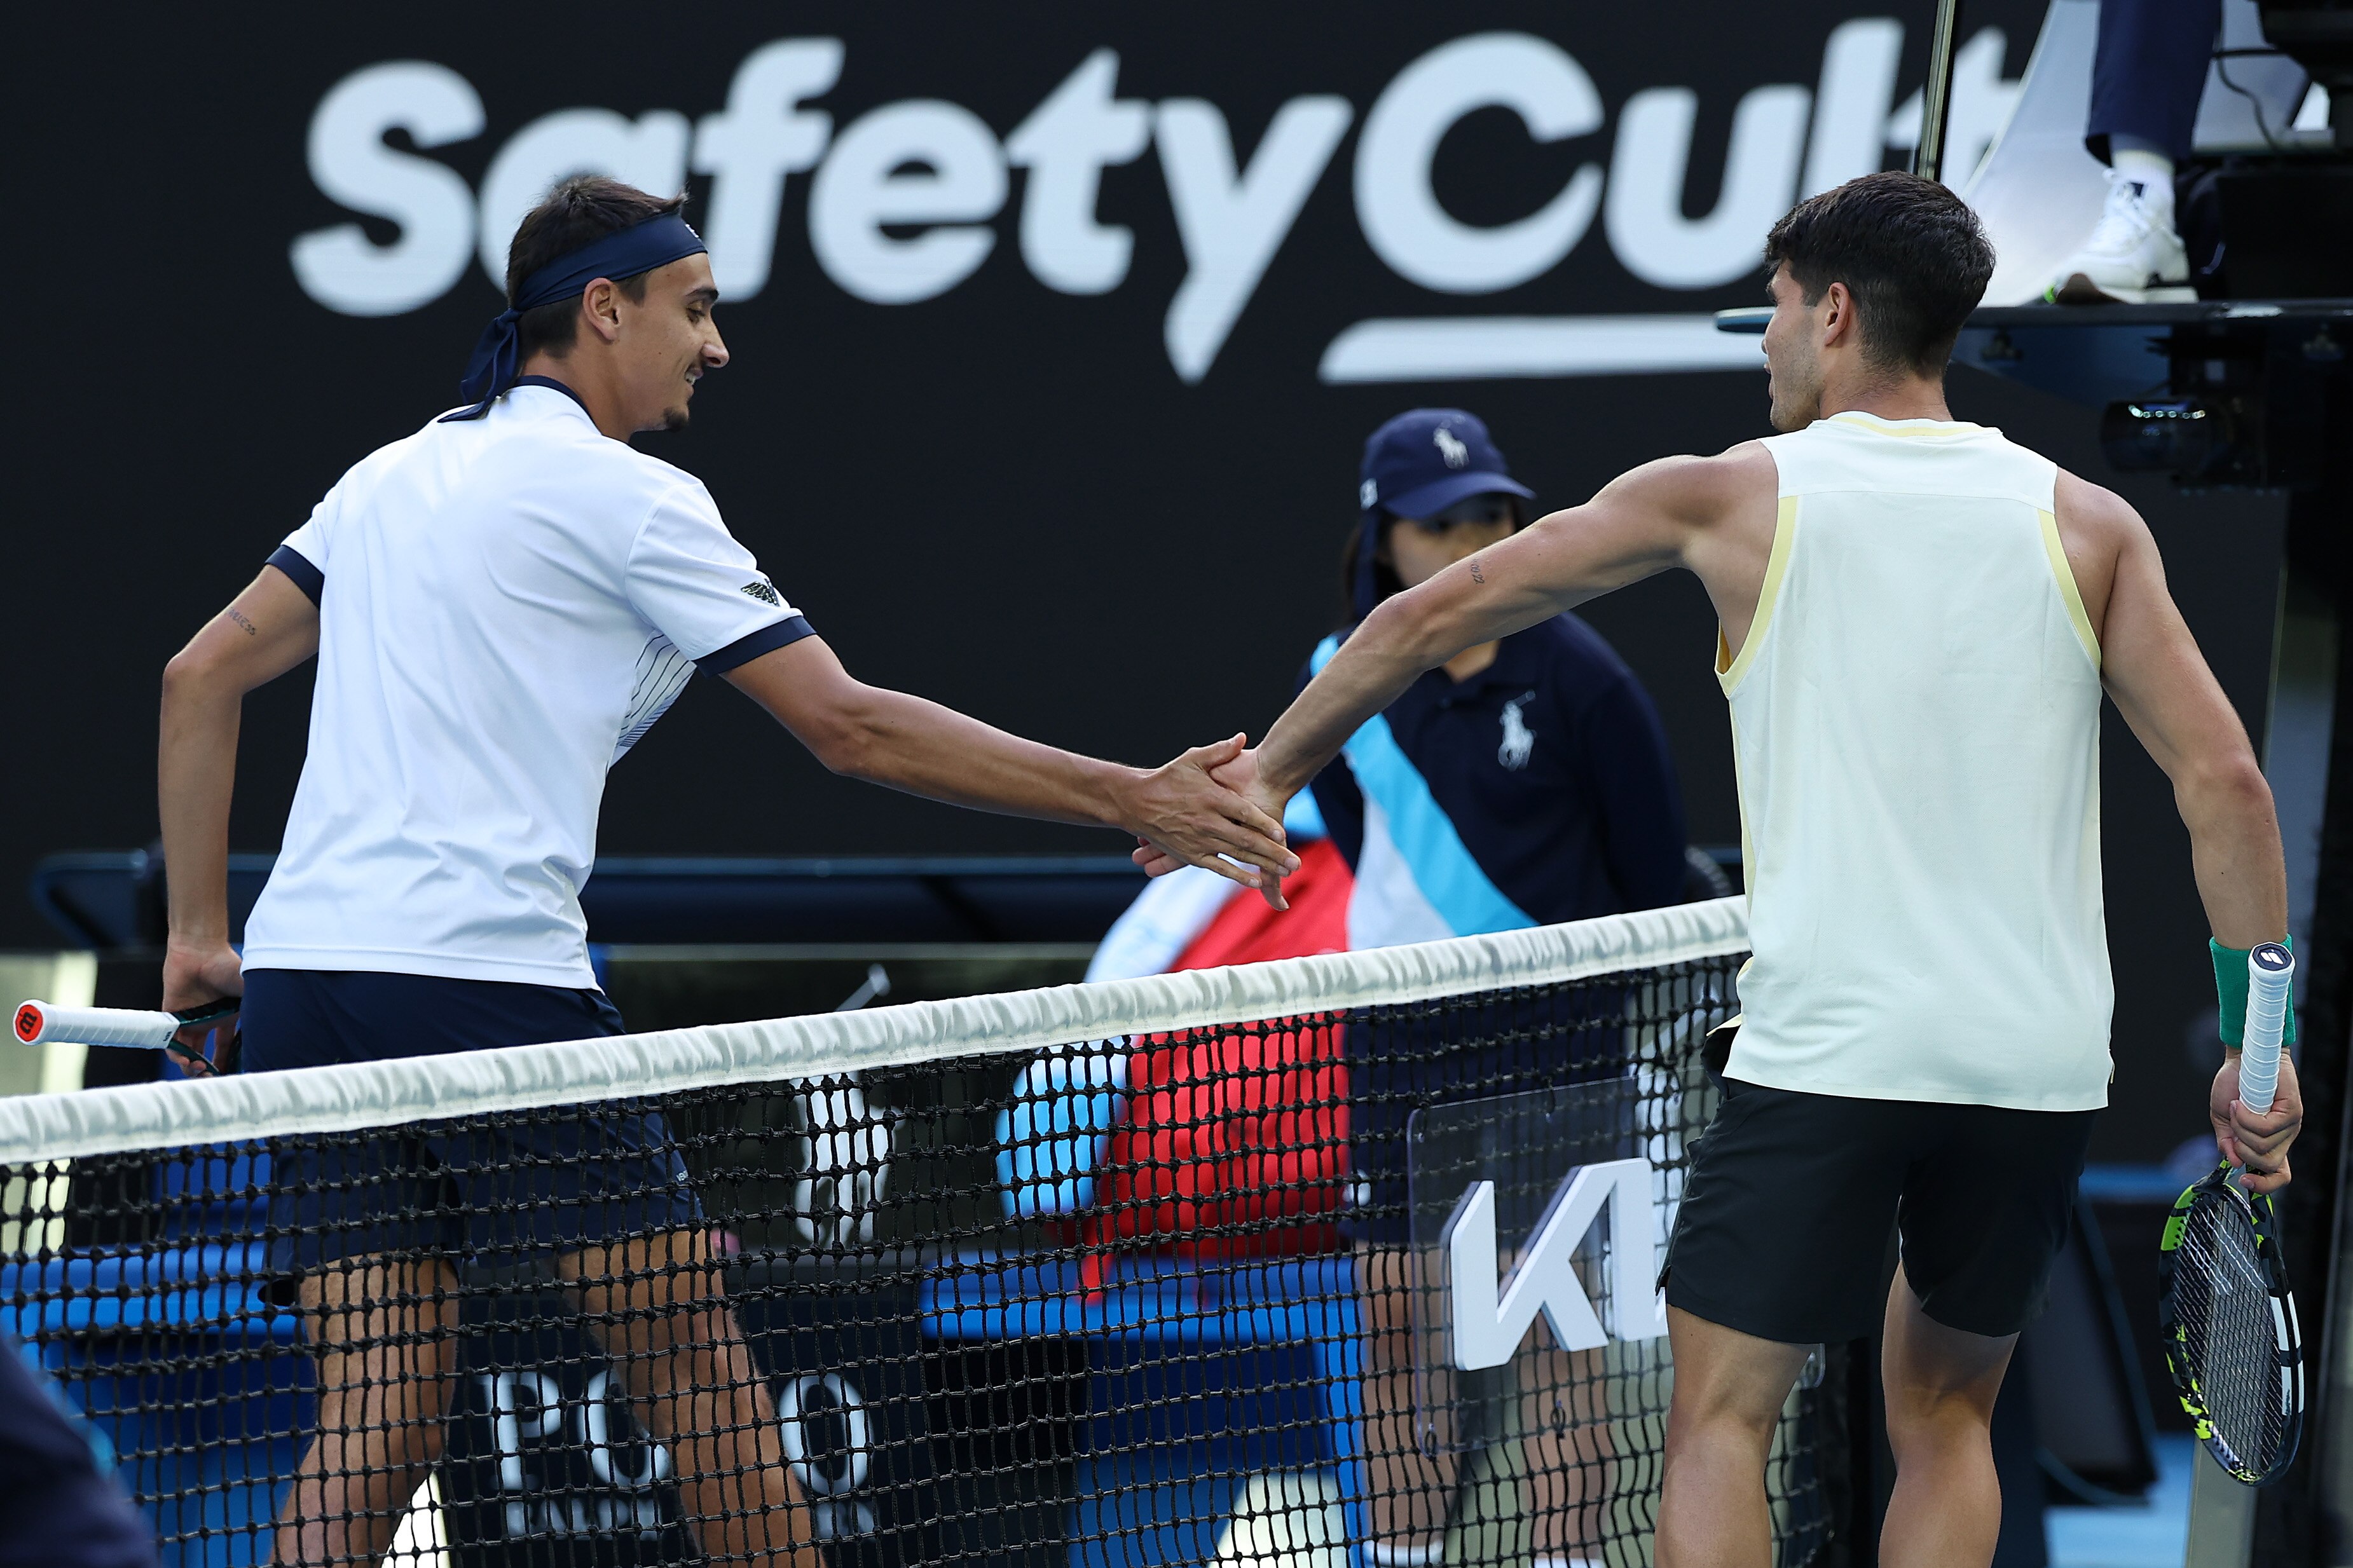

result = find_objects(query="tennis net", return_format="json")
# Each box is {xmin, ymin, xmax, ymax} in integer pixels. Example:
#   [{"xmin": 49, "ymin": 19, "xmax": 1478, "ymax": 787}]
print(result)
[{"xmin": 0, "ymin": 896, "xmax": 1845, "ymax": 1568}]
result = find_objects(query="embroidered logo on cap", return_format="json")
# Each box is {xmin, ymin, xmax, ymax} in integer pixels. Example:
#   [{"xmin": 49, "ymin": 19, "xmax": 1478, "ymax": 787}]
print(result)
[
  {"xmin": 1360, "ymin": 479, "xmax": 1378, "ymax": 508},
  {"xmin": 1434, "ymin": 425, "xmax": 1469, "ymax": 469}
]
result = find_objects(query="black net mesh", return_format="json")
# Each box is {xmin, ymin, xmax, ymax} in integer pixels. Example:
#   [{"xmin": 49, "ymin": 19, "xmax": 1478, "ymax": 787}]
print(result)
[{"xmin": 2, "ymin": 951, "xmax": 1846, "ymax": 1568}]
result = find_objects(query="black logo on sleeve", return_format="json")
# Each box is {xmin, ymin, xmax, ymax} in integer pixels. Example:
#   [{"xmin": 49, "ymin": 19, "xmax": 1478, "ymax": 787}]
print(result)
[{"xmin": 740, "ymin": 579, "xmax": 781, "ymax": 606}]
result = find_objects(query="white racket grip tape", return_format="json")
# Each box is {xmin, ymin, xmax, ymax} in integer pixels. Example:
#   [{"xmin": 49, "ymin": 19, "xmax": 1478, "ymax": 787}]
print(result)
[
  {"xmin": 12, "ymin": 1000, "xmax": 182, "ymax": 1051},
  {"xmin": 2240, "ymin": 943, "xmax": 2295, "ymax": 1115}
]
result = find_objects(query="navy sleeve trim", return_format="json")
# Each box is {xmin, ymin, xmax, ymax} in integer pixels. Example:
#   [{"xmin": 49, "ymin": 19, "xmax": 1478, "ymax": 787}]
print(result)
[
  {"xmin": 697, "ymin": 615, "xmax": 816, "ymax": 674},
  {"xmin": 266, "ymin": 545, "xmax": 324, "ymax": 606}
]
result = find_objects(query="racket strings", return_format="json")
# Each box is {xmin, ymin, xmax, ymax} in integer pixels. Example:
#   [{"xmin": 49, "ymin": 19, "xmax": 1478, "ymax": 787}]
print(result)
[{"xmin": 2176, "ymin": 1194, "xmax": 2291, "ymax": 1473}]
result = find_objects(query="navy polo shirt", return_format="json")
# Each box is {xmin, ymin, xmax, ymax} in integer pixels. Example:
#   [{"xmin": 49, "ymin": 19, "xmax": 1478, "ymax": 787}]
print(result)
[{"xmin": 1302, "ymin": 613, "xmax": 1686, "ymax": 926}]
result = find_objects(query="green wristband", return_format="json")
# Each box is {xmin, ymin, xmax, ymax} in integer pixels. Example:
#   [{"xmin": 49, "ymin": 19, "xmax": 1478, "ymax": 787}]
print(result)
[{"xmin": 2212, "ymin": 935, "xmax": 2298, "ymax": 1047}]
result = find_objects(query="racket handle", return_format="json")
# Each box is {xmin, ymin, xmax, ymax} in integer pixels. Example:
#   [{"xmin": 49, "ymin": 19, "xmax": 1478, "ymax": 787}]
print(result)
[
  {"xmin": 13, "ymin": 1000, "xmax": 182, "ymax": 1051},
  {"xmin": 2240, "ymin": 943, "xmax": 2295, "ymax": 1115}
]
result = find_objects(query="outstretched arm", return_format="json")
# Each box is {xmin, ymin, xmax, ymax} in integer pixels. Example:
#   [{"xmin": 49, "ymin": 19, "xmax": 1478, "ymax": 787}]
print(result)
[
  {"xmin": 1230, "ymin": 456, "xmax": 1734, "ymax": 885},
  {"xmin": 158, "ymin": 566, "xmax": 322, "ymax": 1056},
  {"xmin": 726, "ymin": 636, "xmax": 1296, "ymax": 889},
  {"xmin": 2090, "ymin": 480, "xmax": 2298, "ymax": 1190}
]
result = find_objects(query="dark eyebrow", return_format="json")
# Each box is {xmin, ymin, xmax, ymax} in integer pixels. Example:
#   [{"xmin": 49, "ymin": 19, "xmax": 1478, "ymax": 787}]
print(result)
[{"xmin": 687, "ymin": 286, "xmax": 719, "ymax": 307}]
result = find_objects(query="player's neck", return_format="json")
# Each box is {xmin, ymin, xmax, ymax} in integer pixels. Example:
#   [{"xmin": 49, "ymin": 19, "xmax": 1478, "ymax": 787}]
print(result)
[
  {"xmin": 1817, "ymin": 368, "xmax": 1953, "ymax": 426},
  {"xmin": 517, "ymin": 351, "xmax": 635, "ymax": 441}
]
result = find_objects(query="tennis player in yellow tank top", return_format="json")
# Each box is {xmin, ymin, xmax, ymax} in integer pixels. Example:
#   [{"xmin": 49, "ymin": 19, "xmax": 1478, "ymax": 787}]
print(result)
[{"xmin": 1170, "ymin": 172, "xmax": 2305, "ymax": 1568}]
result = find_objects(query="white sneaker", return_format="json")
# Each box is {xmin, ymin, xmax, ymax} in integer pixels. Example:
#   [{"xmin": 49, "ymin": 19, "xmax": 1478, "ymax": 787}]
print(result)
[{"xmin": 2045, "ymin": 170, "xmax": 2196, "ymax": 304}]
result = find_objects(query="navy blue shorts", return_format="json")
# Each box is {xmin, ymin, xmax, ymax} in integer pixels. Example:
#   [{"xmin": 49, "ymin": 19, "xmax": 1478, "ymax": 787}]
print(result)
[
  {"xmin": 240, "ymin": 969, "xmax": 700, "ymax": 1276},
  {"xmin": 1341, "ymin": 986, "xmax": 1629, "ymax": 1246}
]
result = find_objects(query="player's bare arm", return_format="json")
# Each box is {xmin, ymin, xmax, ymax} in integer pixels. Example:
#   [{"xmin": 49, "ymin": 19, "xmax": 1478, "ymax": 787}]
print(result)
[
  {"xmin": 1183, "ymin": 444, "xmax": 1778, "ymax": 903},
  {"xmin": 158, "ymin": 566, "xmax": 322, "ymax": 1044},
  {"xmin": 725, "ymin": 636, "xmax": 1297, "ymax": 890},
  {"xmin": 2064, "ymin": 469, "xmax": 2301, "ymax": 1189}
]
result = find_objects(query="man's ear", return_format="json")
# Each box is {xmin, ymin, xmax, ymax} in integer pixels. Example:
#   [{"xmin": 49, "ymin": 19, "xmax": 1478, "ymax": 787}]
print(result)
[
  {"xmin": 580, "ymin": 278, "xmax": 624, "ymax": 345},
  {"xmin": 1819, "ymin": 280, "xmax": 1857, "ymax": 348}
]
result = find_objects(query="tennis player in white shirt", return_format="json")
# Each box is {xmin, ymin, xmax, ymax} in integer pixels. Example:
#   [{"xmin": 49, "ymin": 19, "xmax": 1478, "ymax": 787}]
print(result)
[{"xmin": 156, "ymin": 175, "xmax": 1293, "ymax": 1568}]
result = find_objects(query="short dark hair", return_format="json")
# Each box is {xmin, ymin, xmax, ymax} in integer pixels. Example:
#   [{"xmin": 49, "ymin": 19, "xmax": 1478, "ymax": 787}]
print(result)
[
  {"xmin": 1762, "ymin": 171, "xmax": 1995, "ymax": 378},
  {"xmin": 505, "ymin": 175, "xmax": 689, "ymax": 361}
]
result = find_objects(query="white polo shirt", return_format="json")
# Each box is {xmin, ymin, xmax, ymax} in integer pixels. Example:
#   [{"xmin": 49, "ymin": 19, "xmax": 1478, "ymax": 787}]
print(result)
[{"xmin": 242, "ymin": 378, "xmax": 811, "ymax": 988}]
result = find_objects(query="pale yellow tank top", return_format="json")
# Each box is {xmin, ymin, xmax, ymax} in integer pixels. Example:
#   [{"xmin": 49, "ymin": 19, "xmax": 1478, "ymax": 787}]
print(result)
[{"xmin": 1720, "ymin": 411, "xmax": 2111, "ymax": 1110}]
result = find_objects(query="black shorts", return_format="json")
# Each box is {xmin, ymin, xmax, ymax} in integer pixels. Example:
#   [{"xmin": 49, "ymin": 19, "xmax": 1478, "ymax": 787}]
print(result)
[
  {"xmin": 241, "ymin": 968, "xmax": 701, "ymax": 1277},
  {"xmin": 1662, "ymin": 1078, "xmax": 2096, "ymax": 1343}
]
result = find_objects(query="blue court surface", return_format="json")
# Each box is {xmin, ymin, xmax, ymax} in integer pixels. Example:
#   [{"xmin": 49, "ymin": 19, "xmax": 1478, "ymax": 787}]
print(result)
[{"xmin": 2045, "ymin": 1435, "xmax": 2195, "ymax": 1568}]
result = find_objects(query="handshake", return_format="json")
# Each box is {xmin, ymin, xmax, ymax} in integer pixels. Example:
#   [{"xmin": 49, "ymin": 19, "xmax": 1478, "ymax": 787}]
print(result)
[{"xmin": 1123, "ymin": 734, "xmax": 1297, "ymax": 912}]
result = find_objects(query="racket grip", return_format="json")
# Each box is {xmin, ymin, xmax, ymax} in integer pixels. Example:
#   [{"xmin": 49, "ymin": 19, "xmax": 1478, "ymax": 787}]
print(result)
[
  {"xmin": 2240, "ymin": 943, "xmax": 2295, "ymax": 1115},
  {"xmin": 13, "ymin": 1000, "xmax": 182, "ymax": 1051}
]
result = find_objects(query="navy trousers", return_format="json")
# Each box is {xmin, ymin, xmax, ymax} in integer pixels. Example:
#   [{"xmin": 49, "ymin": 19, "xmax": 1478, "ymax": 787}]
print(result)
[{"xmin": 2089, "ymin": 0, "xmax": 2221, "ymax": 163}]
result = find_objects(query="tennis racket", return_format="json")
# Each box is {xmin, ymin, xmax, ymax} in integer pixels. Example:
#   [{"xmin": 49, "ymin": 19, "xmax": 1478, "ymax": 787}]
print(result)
[
  {"xmin": 2157, "ymin": 941, "xmax": 2304, "ymax": 1485},
  {"xmin": 14, "ymin": 997, "xmax": 240, "ymax": 1075}
]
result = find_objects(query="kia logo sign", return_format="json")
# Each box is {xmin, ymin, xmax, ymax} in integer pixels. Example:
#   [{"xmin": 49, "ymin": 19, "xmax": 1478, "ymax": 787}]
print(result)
[
  {"xmin": 1441, "ymin": 1156, "xmax": 1668, "ymax": 1370},
  {"xmin": 290, "ymin": 24, "xmax": 2019, "ymax": 383}
]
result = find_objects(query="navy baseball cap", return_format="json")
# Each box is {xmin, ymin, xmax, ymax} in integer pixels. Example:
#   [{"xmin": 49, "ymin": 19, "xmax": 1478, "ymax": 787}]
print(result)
[
  {"xmin": 1358, "ymin": 409, "xmax": 1533, "ymax": 525},
  {"xmin": 1352, "ymin": 409, "xmax": 1533, "ymax": 618}
]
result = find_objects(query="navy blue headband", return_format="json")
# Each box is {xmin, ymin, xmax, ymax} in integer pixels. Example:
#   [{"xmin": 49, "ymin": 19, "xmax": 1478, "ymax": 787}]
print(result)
[{"xmin": 441, "ymin": 212, "xmax": 707, "ymax": 422}]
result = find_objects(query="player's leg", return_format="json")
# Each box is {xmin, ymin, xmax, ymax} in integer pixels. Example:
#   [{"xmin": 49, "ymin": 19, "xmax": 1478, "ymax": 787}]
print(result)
[
  {"xmin": 1657, "ymin": 1081, "xmax": 1909, "ymax": 1568},
  {"xmin": 1877, "ymin": 1268, "xmax": 2014, "ymax": 1568},
  {"xmin": 1520, "ymin": 994, "xmax": 1636, "ymax": 1564},
  {"xmin": 240, "ymin": 972, "xmax": 458, "ymax": 1565},
  {"xmin": 1656, "ymin": 1309, "xmax": 1813, "ymax": 1568},
  {"xmin": 273, "ymin": 1253, "xmax": 462, "ymax": 1568},
  {"xmin": 1354, "ymin": 1257, "xmax": 1597, "ymax": 1563},
  {"xmin": 563, "ymin": 1228, "xmax": 816, "ymax": 1568},
  {"xmin": 1518, "ymin": 1233, "xmax": 1621, "ymax": 1562},
  {"xmin": 1879, "ymin": 1102, "xmax": 2096, "ymax": 1568},
  {"xmin": 1355, "ymin": 1242, "xmax": 1459, "ymax": 1558},
  {"xmin": 1344, "ymin": 1002, "xmax": 1462, "ymax": 1562},
  {"xmin": 548, "ymin": 1108, "xmax": 807, "ymax": 1563},
  {"xmin": 1521, "ymin": 1342, "xmax": 1613, "ymax": 1565}
]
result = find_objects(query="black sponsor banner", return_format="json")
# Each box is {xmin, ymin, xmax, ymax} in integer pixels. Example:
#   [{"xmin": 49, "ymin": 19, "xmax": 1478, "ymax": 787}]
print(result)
[{"xmin": 22, "ymin": 0, "xmax": 2045, "ymax": 902}]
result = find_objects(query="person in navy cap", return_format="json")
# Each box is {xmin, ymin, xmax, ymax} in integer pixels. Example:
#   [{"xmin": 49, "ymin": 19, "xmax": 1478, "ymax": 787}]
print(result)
[
  {"xmin": 1315, "ymin": 408, "xmax": 1686, "ymax": 950},
  {"xmin": 1310, "ymin": 409, "xmax": 1686, "ymax": 1567}
]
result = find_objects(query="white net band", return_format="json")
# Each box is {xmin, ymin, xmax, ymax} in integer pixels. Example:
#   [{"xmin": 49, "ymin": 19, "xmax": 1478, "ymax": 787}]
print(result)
[{"xmin": 0, "ymin": 896, "xmax": 1747, "ymax": 1164}]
